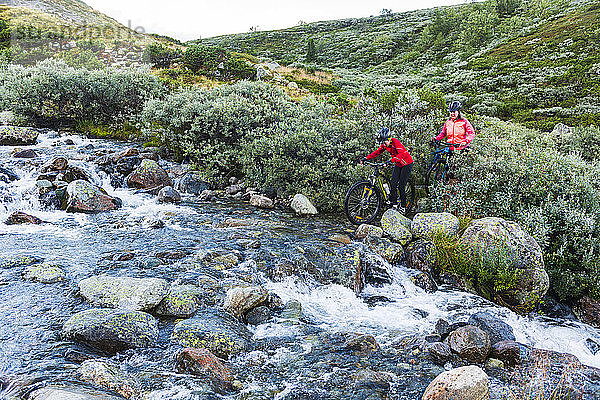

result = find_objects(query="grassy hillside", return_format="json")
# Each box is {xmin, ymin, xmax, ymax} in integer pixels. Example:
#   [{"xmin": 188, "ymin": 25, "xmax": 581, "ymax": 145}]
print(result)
[{"xmin": 199, "ymin": 0, "xmax": 600, "ymax": 130}]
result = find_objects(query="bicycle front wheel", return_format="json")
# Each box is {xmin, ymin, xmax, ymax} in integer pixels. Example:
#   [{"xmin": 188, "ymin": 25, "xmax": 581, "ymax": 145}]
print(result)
[
  {"xmin": 344, "ymin": 181, "xmax": 382, "ymax": 225},
  {"xmin": 425, "ymin": 161, "xmax": 448, "ymax": 195}
]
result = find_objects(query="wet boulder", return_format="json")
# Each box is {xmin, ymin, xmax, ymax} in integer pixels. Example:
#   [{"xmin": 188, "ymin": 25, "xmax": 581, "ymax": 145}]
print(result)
[
  {"xmin": 460, "ymin": 217, "xmax": 549, "ymax": 310},
  {"xmin": 175, "ymin": 347, "xmax": 234, "ymax": 393},
  {"xmin": 176, "ymin": 171, "xmax": 211, "ymax": 195},
  {"xmin": 40, "ymin": 157, "xmax": 68, "ymax": 173},
  {"xmin": 64, "ymin": 180, "xmax": 122, "ymax": 213},
  {"xmin": 447, "ymin": 325, "xmax": 491, "ymax": 363},
  {"xmin": 342, "ymin": 333, "xmax": 380, "ymax": 356},
  {"xmin": 411, "ymin": 212, "xmax": 460, "ymax": 239},
  {"xmin": 327, "ymin": 247, "xmax": 361, "ymax": 290},
  {"xmin": 126, "ymin": 159, "xmax": 172, "ymax": 190},
  {"xmin": 249, "ymin": 194, "xmax": 274, "ymax": 209},
  {"xmin": 13, "ymin": 148, "xmax": 37, "ymax": 158},
  {"xmin": 409, "ymin": 271, "xmax": 438, "ymax": 293},
  {"xmin": 245, "ymin": 306, "xmax": 271, "ymax": 325},
  {"xmin": 405, "ymin": 239, "xmax": 436, "ymax": 274},
  {"xmin": 58, "ymin": 165, "xmax": 90, "ymax": 183},
  {"xmin": 22, "ymin": 263, "xmax": 66, "ymax": 283},
  {"xmin": 355, "ymin": 224, "xmax": 383, "ymax": 240},
  {"xmin": 157, "ymin": 186, "xmax": 181, "ymax": 203},
  {"xmin": 0, "ymin": 126, "xmax": 38, "ymax": 146},
  {"xmin": 224, "ymin": 286, "xmax": 269, "ymax": 320},
  {"xmin": 5, "ymin": 211, "xmax": 44, "ymax": 225},
  {"xmin": 422, "ymin": 366, "xmax": 490, "ymax": 400},
  {"xmin": 381, "ymin": 209, "xmax": 413, "ymax": 245},
  {"xmin": 290, "ymin": 193, "xmax": 318, "ymax": 215},
  {"xmin": 364, "ymin": 234, "xmax": 404, "ymax": 264},
  {"xmin": 154, "ymin": 285, "xmax": 202, "ymax": 318},
  {"xmin": 574, "ymin": 296, "xmax": 600, "ymax": 328},
  {"xmin": 357, "ymin": 250, "xmax": 393, "ymax": 289},
  {"xmin": 78, "ymin": 275, "xmax": 169, "ymax": 311},
  {"xmin": 426, "ymin": 342, "xmax": 452, "ymax": 365},
  {"xmin": 467, "ymin": 312, "xmax": 516, "ymax": 345},
  {"xmin": 171, "ymin": 308, "xmax": 252, "ymax": 359},
  {"xmin": 0, "ymin": 166, "xmax": 18, "ymax": 183},
  {"xmin": 62, "ymin": 308, "xmax": 158, "ymax": 352},
  {"xmin": 28, "ymin": 386, "xmax": 124, "ymax": 400},
  {"xmin": 78, "ymin": 360, "xmax": 139, "ymax": 399},
  {"xmin": 490, "ymin": 340, "xmax": 524, "ymax": 367}
]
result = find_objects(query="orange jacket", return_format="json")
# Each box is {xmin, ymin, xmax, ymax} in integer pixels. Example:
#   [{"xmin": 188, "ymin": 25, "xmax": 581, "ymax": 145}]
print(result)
[{"xmin": 435, "ymin": 118, "xmax": 475, "ymax": 150}]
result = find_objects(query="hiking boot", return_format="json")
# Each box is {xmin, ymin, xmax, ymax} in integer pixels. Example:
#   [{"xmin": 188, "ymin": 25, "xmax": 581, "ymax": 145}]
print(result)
[{"xmin": 391, "ymin": 204, "xmax": 406, "ymax": 214}]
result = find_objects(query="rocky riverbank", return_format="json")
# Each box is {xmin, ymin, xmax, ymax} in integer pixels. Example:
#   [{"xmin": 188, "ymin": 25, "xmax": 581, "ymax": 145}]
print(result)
[{"xmin": 1, "ymin": 128, "xmax": 600, "ymax": 399}]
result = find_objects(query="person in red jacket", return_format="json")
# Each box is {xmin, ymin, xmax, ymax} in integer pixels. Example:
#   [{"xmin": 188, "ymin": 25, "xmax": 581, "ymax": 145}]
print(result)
[
  {"xmin": 433, "ymin": 101, "xmax": 475, "ymax": 150},
  {"xmin": 361, "ymin": 127, "xmax": 413, "ymax": 214}
]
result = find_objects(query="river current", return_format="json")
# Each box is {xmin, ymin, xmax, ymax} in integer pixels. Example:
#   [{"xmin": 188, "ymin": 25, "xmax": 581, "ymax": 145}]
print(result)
[{"xmin": 1, "ymin": 131, "xmax": 600, "ymax": 399}]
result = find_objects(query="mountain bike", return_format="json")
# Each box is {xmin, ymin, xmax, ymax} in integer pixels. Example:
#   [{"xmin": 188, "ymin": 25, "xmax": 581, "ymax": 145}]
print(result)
[
  {"xmin": 344, "ymin": 161, "xmax": 415, "ymax": 225},
  {"xmin": 425, "ymin": 141, "xmax": 469, "ymax": 194}
]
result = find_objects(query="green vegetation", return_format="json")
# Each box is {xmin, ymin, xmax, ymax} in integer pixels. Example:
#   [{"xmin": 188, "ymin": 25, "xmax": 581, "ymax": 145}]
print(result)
[
  {"xmin": 430, "ymin": 230, "xmax": 528, "ymax": 312},
  {"xmin": 142, "ymin": 44, "xmax": 182, "ymax": 68},
  {"xmin": 181, "ymin": 44, "xmax": 255, "ymax": 82}
]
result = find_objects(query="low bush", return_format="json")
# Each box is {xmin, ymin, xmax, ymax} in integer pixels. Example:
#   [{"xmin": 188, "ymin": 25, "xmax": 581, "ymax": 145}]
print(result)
[
  {"xmin": 0, "ymin": 59, "xmax": 165, "ymax": 127},
  {"xmin": 142, "ymin": 43, "xmax": 182, "ymax": 68}
]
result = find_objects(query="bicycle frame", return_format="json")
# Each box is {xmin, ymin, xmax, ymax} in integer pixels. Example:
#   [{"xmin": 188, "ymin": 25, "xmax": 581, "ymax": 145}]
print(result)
[{"xmin": 365, "ymin": 163, "xmax": 391, "ymax": 203}]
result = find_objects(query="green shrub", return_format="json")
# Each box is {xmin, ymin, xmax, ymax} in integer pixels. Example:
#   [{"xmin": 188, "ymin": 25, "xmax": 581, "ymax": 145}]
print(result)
[
  {"xmin": 184, "ymin": 45, "xmax": 228, "ymax": 73},
  {"xmin": 0, "ymin": 59, "xmax": 165, "ymax": 127},
  {"xmin": 221, "ymin": 57, "xmax": 255, "ymax": 81},
  {"xmin": 142, "ymin": 44, "xmax": 182, "ymax": 68}
]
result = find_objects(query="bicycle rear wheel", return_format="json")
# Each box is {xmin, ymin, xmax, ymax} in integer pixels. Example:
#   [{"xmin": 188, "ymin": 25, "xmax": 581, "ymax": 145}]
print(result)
[
  {"xmin": 425, "ymin": 161, "xmax": 448, "ymax": 195},
  {"xmin": 344, "ymin": 181, "xmax": 382, "ymax": 225}
]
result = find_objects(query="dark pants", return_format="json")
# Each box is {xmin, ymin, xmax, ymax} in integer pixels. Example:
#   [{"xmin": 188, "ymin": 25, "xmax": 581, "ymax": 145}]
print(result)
[{"xmin": 390, "ymin": 163, "xmax": 413, "ymax": 207}]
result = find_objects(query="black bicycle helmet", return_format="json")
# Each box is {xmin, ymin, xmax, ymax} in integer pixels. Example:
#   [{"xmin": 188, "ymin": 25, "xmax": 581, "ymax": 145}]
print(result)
[
  {"xmin": 377, "ymin": 127, "xmax": 391, "ymax": 143},
  {"xmin": 448, "ymin": 101, "xmax": 462, "ymax": 112}
]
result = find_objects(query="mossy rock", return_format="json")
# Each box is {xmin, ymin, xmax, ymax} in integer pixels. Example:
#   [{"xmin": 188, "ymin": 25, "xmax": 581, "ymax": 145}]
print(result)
[
  {"xmin": 381, "ymin": 209, "xmax": 413, "ymax": 245},
  {"xmin": 63, "ymin": 309, "xmax": 158, "ymax": 352},
  {"xmin": 78, "ymin": 275, "xmax": 169, "ymax": 311},
  {"xmin": 126, "ymin": 159, "xmax": 172, "ymax": 189},
  {"xmin": 411, "ymin": 213, "xmax": 459, "ymax": 239},
  {"xmin": 171, "ymin": 308, "xmax": 252, "ymax": 359},
  {"xmin": 0, "ymin": 255, "xmax": 42, "ymax": 269},
  {"xmin": 461, "ymin": 217, "xmax": 549, "ymax": 311},
  {"xmin": 65, "ymin": 180, "xmax": 122, "ymax": 213},
  {"xmin": 154, "ymin": 285, "xmax": 202, "ymax": 317},
  {"xmin": 0, "ymin": 126, "xmax": 38, "ymax": 146},
  {"xmin": 364, "ymin": 234, "xmax": 404, "ymax": 264},
  {"xmin": 22, "ymin": 263, "xmax": 66, "ymax": 283}
]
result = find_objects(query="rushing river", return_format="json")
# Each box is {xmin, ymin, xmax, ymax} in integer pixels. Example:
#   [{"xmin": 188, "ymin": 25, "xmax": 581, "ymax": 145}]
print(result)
[{"xmin": 1, "ymin": 131, "xmax": 600, "ymax": 399}]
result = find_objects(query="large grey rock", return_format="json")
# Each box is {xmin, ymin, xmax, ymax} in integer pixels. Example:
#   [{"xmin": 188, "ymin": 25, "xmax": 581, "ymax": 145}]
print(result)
[
  {"xmin": 126, "ymin": 159, "xmax": 172, "ymax": 189},
  {"xmin": 290, "ymin": 194, "xmax": 317, "ymax": 215},
  {"xmin": 0, "ymin": 126, "xmax": 38, "ymax": 146},
  {"xmin": 422, "ymin": 366, "xmax": 490, "ymax": 400},
  {"xmin": 468, "ymin": 312, "xmax": 516, "ymax": 345},
  {"xmin": 64, "ymin": 180, "xmax": 122, "ymax": 213},
  {"xmin": 224, "ymin": 286, "xmax": 268, "ymax": 319},
  {"xmin": 381, "ymin": 209, "xmax": 413, "ymax": 245},
  {"xmin": 78, "ymin": 275, "xmax": 169, "ymax": 311},
  {"xmin": 176, "ymin": 171, "xmax": 211, "ymax": 195},
  {"xmin": 40, "ymin": 157, "xmax": 68, "ymax": 173},
  {"xmin": 171, "ymin": 308, "xmax": 252, "ymax": 359},
  {"xmin": 28, "ymin": 386, "xmax": 124, "ymax": 400},
  {"xmin": 447, "ymin": 325, "xmax": 491, "ymax": 363},
  {"xmin": 405, "ymin": 239, "xmax": 436, "ymax": 274},
  {"xmin": 460, "ymin": 217, "xmax": 549, "ymax": 310},
  {"xmin": 411, "ymin": 213, "xmax": 459, "ymax": 239},
  {"xmin": 157, "ymin": 186, "xmax": 181, "ymax": 203},
  {"xmin": 63, "ymin": 309, "xmax": 158, "ymax": 352},
  {"xmin": 250, "ymin": 194, "xmax": 274, "ymax": 209}
]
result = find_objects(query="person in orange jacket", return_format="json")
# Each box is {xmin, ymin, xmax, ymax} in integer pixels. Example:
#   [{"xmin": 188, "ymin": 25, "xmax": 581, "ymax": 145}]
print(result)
[
  {"xmin": 361, "ymin": 127, "xmax": 413, "ymax": 214},
  {"xmin": 433, "ymin": 101, "xmax": 475, "ymax": 150}
]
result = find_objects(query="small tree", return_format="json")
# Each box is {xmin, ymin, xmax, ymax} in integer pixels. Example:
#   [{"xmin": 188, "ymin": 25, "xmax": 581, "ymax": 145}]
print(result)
[
  {"xmin": 184, "ymin": 45, "xmax": 228, "ymax": 73},
  {"xmin": 380, "ymin": 8, "xmax": 393, "ymax": 15},
  {"xmin": 143, "ymin": 44, "xmax": 182, "ymax": 68},
  {"xmin": 496, "ymin": 0, "xmax": 521, "ymax": 17}
]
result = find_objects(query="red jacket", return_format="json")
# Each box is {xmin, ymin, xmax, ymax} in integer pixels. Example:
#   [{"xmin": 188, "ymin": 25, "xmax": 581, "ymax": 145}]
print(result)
[{"xmin": 366, "ymin": 138, "xmax": 413, "ymax": 167}]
